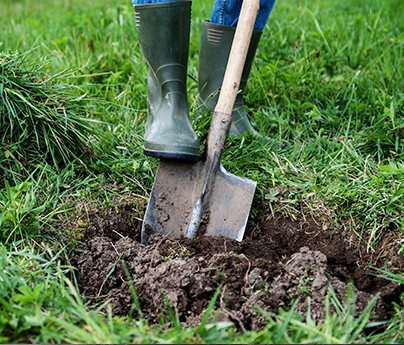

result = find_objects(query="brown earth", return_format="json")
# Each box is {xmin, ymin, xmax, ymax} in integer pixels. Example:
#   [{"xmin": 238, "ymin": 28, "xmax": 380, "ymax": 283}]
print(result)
[{"xmin": 70, "ymin": 197, "xmax": 404, "ymax": 331}]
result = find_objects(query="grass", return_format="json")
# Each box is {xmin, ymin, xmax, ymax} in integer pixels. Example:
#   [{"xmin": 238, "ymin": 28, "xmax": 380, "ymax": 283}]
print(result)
[{"xmin": 1, "ymin": 0, "xmax": 404, "ymax": 342}]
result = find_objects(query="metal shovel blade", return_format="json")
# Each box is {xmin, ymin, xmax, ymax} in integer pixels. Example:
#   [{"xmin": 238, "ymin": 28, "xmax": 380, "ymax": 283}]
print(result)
[{"xmin": 141, "ymin": 159, "xmax": 256, "ymax": 244}]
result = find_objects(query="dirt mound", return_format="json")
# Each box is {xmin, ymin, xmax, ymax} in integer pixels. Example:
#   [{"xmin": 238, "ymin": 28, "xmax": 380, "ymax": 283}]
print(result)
[{"xmin": 72, "ymin": 210, "xmax": 403, "ymax": 330}]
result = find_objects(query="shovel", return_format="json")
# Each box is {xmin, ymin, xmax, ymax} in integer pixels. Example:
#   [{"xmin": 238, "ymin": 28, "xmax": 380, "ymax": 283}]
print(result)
[{"xmin": 141, "ymin": 0, "xmax": 259, "ymax": 244}]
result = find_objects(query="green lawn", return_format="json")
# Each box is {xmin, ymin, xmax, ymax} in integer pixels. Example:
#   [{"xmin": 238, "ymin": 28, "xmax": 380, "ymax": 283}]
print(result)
[{"xmin": 1, "ymin": 0, "xmax": 404, "ymax": 342}]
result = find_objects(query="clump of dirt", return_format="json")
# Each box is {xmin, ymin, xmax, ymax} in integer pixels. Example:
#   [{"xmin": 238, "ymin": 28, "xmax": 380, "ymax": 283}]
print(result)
[{"xmin": 72, "ymin": 210, "xmax": 403, "ymax": 331}]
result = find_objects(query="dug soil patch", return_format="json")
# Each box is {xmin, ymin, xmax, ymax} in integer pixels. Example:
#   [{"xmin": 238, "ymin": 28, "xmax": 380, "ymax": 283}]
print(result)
[{"xmin": 72, "ymin": 205, "xmax": 403, "ymax": 330}]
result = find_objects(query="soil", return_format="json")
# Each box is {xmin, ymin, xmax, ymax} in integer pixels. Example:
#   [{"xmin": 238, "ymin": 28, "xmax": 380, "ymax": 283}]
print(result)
[{"xmin": 70, "ymin": 197, "xmax": 404, "ymax": 331}]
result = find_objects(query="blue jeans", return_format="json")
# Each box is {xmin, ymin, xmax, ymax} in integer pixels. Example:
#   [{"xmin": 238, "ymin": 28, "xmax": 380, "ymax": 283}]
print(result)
[{"xmin": 131, "ymin": 0, "xmax": 275, "ymax": 31}]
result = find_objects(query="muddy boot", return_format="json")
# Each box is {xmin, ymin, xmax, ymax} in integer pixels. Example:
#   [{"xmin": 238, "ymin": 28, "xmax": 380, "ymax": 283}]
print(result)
[
  {"xmin": 134, "ymin": 1, "xmax": 200, "ymax": 161},
  {"xmin": 198, "ymin": 20, "xmax": 272, "ymax": 143}
]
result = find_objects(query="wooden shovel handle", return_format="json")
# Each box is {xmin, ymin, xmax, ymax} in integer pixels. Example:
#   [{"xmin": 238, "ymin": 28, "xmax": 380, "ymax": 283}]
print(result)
[
  {"xmin": 205, "ymin": 0, "xmax": 260, "ymax": 162},
  {"xmin": 214, "ymin": 0, "xmax": 260, "ymax": 115}
]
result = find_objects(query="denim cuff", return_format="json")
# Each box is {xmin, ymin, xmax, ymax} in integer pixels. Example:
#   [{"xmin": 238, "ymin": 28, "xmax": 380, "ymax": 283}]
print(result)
[{"xmin": 210, "ymin": 0, "xmax": 275, "ymax": 31}]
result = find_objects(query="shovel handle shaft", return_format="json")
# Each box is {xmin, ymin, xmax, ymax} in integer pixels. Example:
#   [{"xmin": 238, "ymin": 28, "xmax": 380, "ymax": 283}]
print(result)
[
  {"xmin": 214, "ymin": 0, "xmax": 260, "ymax": 116},
  {"xmin": 206, "ymin": 0, "xmax": 260, "ymax": 162}
]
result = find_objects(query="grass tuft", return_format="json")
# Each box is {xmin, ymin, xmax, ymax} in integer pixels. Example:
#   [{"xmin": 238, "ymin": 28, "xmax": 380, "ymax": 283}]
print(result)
[{"xmin": 0, "ymin": 50, "xmax": 99, "ymax": 181}]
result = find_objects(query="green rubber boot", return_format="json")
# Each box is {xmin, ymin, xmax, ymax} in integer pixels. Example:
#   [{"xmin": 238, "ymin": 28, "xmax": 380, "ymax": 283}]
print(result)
[
  {"xmin": 134, "ymin": 1, "xmax": 199, "ymax": 161},
  {"xmin": 198, "ymin": 20, "xmax": 271, "ymax": 143}
]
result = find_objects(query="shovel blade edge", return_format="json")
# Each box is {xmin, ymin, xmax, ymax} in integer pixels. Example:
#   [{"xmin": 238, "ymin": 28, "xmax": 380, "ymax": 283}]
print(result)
[
  {"xmin": 204, "ymin": 164, "xmax": 256, "ymax": 241},
  {"xmin": 141, "ymin": 160, "xmax": 256, "ymax": 244}
]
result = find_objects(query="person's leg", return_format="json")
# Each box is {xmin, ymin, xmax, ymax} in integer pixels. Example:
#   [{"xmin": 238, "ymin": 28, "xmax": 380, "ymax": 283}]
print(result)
[
  {"xmin": 199, "ymin": 0, "xmax": 276, "ymax": 143},
  {"xmin": 132, "ymin": 0, "xmax": 200, "ymax": 161}
]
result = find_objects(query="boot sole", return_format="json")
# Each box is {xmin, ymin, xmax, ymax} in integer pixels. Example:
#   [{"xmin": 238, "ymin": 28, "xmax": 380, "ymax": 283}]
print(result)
[{"xmin": 143, "ymin": 148, "xmax": 200, "ymax": 162}]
